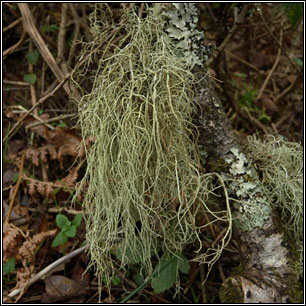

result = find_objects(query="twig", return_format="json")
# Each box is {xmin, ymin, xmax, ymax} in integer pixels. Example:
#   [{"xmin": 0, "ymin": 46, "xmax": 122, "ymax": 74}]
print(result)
[
  {"xmin": 3, "ymin": 17, "xmax": 23, "ymax": 32},
  {"xmin": 4, "ymin": 152, "xmax": 25, "ymax": 225},
  {"xmin": 57, "ymin": 3, "xmax": 68, "ymax": 63},
  {"xmin": 3, "ymin": 74, "xmax": 71, "ymax": 143},
  {"xmin": 68, "ymin": 4, "xmax": 81, "ymax": 66},
  {"xmin": 255, "ymin": 27, "xmax": 283, "ymax": 102},
  {"xmin": 5, "ymin": 244, "xmax": 89, "ymax": 301},
  {"xmin": 138, "ymin": 3, "xmax": 145, "ymax": 18},
  {"xmin": 3, "ymin": 80, "xmax": 29, "ymax": 86},
  {"xmin": 26, "ymin": 114, "xmax": 77, "ymax": 129},
  {"xmin": 18, "ymin": 3, "xmax": 71, "ymax": 95},
  {"xmin": 258, "ymin": 10, "xmax": 303, "ymax": 78},
  {"xmin": 199, "ymin": 264, "xmax": 207, "ymax": 303},
  {"xmin": 240, "ymin": 107, "xmax": 270, "ymax": 134},
  {"xmin": 274, "ymin": 74, "xmax": 302, "ymax": 104},
  {"xmin": 28, "ymin": 40, "xmax": 38, "ymax": 116},
  {"xmin": 3, "ymin": 30, "xmax": 26, "ymax": 57},
  {"xmin": 225, "ymin": 49, "xmax": 265, "ymax": 75},
  {"xmin": 206, "ymin": 4, "xmax": 249, "ymax": 67}
]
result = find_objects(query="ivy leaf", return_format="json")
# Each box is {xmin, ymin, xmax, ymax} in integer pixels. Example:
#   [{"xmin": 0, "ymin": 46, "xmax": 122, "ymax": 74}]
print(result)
[
  {"xmin": 56, "ymin": 214, "xmax": 69, "ymax": 229},
  {"xmin": 72, "ymin": 213, "xmax": 82, "ymax": 227},
  {"xmin": 52, "ymin": 231, "xmax": 68, "ymax": 247},
  {"xmin": 3, "ymin": 257, "xmax": 15, "ymax": 274},
  {"xmin": 26, "ymin": 50, "xmax": 39, "ymax": 65},
  {"xmin": 23, "ymin": 73, "xmax": 37, "ymax": 84},
  {"xmin": 65, "ymin": 225, "xmax": 76, "ymax": 237}
]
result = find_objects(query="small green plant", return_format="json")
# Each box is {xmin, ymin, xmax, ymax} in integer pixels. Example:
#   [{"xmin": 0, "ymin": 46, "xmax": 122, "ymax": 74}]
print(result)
[
  {"xmin": 3, "ymin": 257, "xmax": 15, "ymax": 283},
  {"xmin": 23, "ymin": 73, "xmax": 37, "ymax": 85},
  {"xmin": 282, "ymin": 3, "xmax": 303, "ymax": 28},
  {"xmin": 3, "ymin": 257, "xmax": 15, "ymax": 275},
  {"xmin": 26, "ymin": 50, "xmax": 39, "ymax": 65},
  {"xmin": 41, "ymin": 24, "xmax": 59, "ymax": 33},
  {"xmin": 52, "ymin": 213, "xmax": 82, "ymax": 247},
  {"xmin": 151, "ymin": 253, "xmax": 190, "ymax": 294}
]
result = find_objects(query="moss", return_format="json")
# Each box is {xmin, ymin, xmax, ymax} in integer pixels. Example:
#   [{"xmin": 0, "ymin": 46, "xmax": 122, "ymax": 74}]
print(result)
[{"xmin": 219, "ymin": 277, "xmax": 244, "ymax": 303}]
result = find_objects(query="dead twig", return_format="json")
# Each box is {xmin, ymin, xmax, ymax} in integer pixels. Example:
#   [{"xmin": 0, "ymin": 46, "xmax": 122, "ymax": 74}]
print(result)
[
  {"xmin": 3, "ymin": 30, "xmax": 26, "ymax": 57},
  {"xmin": 18, "ymin": 3, "xmax": 71, "ymax": 95},
  {"xmin": 206, "ymin": 4, "xmax": 249, "ymax": 67},
  {"xmin": 3, "ymin": 74, "xmax": 71, "ymax": 143},
  {"xmin": 28, "ymin": 39, "xmax": 38, "ymax": 116},
  {"xmin": 258, "ymin": 10, "xmax": 303, "ymax": 78},
  {"xmin": 4, "ymin": 152, "xmax": 25, "ymax": 225},
  {"xmin": 225, "ymin": 49, "xmax": 265, "ymax": 75},
  {"xmin": 26, "ymin": 114, "xmax": 77, "ymax": 129},
  {"xmin": 255, "ymin": 27, "xmax": 283, "ymax": 102},
  {"xmin": 3, "ymin": 17, "xmax": 22, "ymax": 32},
  {"xmin": 5, "ymin": 244, "xmax": 89, "ymax": 301}
]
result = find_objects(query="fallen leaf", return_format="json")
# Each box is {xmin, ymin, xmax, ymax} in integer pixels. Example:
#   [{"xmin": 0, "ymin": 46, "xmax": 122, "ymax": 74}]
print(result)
[{"xmin": 41, "ymin": 275, "xmax": 88, "ymax": 303}]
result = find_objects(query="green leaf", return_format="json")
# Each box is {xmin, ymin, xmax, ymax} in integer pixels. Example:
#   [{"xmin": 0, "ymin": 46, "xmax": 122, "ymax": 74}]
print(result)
[
  {"xmin": 57, "ymin": 122, "xmax": 66, "ymax": 128},
  {"xmin": 38, "ymin": 109, "xmax": 44, "ymax": 116},
  {"xmin": 177, "ymin": 254, "xmax": 190, "ymax": 274},
  {"xmin": 151, "ymin": 255, "xmax": 178, "ymax": 294},
  {"xmin": 41, "ymin": 24, "xmax": 59, "ymax": 33},
  {"xmin": 3, "ymin": 257, "xmax": 15, "ymax": 274},
  {"xmin": 52, "ymin": 231, "xmax": 68, "ymax": 247},
  {"xmin": 12, "ymin": 173, "xmax": 19, "ymax": 184},
  {"xmin": 111, "ymin": 274, "xmax": 121, "ymax": 286},
  {"xmin": 72, "ymin": 213, "xmax": 82, "ymax": 228},
  {"xmin": 65, "ymin": 225, "xmax": 76, "ymax": 237},
  {"xmin": 293, "ymin": 57, "xmax": 303, "ymax": 68},
  {"xmin": 26, "ymin": 50, "xmax": 39, "ymax": 65},
  {"xmin": 23, "ymin": 74, "xmax": 37, "ymax": 84},
  {"xmin": 56, "ymin": 214, "xmax": 69, "ymax": 229},
  {"xmin": 116, "ymin": 239, "xmax": 157, "ymax": 265}
]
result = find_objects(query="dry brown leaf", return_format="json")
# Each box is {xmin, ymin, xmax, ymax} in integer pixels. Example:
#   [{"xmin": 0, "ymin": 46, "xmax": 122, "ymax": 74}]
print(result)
[
  {"xmin": 18, "ymin": 229, "xmax": 57, "ymax": 265},
  {"xmin": 44, "ymin": 127, "xmax": 84, "ymax": 168},
  {"xmin": 62, "ymin": 167, "xmax": 79, "ymax": 187},
  {"xmin": 3, "ymin": 223, "xmax": 24, "ymax": 263},
  {"xmin": 41, "ymin": 275, "xmax": 88, "ymax": 303},
  {"xmin": 14, "ymin": 266, "xmax": 33, "ymax": 290}
]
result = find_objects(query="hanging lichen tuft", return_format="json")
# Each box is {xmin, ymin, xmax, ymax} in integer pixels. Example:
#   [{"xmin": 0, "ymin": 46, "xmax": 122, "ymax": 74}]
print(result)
[
  {"xmin": 71, "ymin": 4, "xmax": 231, "ymax": 291},
  {"xmin": 245, "ymin": 135, "xmax": 303, "ymax": 276}
]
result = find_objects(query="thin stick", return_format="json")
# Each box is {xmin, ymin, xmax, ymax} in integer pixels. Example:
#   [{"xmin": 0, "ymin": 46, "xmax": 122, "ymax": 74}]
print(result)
[
  {"xmin": 28, "ymin": 39, "xmax": 38, "ymax": 116},
  {"xmin": 26, "ymin": 114, "xmax": 77, "ymax": 129},
  {"xmin": 206, "ymin": 4, "xmax": 249, "ymax": 67},
  {"xmin": 3, "ymin": 74, "xmax": 71, "ymax": 143},
  {"xmin": 6, "ymin": 244, "xmax": 89, "ymax": 301},
  {"xmin": 3, "ymin": 17, "xmax": 22, "ymax": 32},
  {"xmin": 225, "ymin": 49, "xmax": 265, "ymax": 75},
  {"xmin": 3, "ymin": 30, "xmax": 26, "ymax": 57},
  {"xmin": 3, "ymin": 80, "xmax": 30, "ymax": 86},
  {"xmin": 255, "ymin": 27, "xmax": 283, "ymax": 102},
  {"xmin": 4, "ymin": 152, "xmax": 25, "ymax": 225},
  {"xmin": 18, "ymin": 3, "xmax": 71, "ymax": 95},
  {"xmin": 259, "ymin": 11, "xmax": 302, "ymax": 77}
]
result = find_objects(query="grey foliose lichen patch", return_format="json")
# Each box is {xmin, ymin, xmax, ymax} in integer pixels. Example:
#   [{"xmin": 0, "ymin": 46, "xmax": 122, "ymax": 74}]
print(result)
[
  {"xmin": 163, "ymin": 3, "xmax": 206, "ymax": 69},
  {"xmin": 222, "ymin": 147, "xmax": 271, "ymax": 231}
]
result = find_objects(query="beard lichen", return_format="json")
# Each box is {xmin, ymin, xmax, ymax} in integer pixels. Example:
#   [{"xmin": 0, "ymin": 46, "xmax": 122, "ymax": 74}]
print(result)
[
  {"xmin": 71, "ymin": 4, "xmax": 232, "ymax": 293},
  {"xmin": 245, "ymin": 135, "xmax": 303, "ymax": 276}
]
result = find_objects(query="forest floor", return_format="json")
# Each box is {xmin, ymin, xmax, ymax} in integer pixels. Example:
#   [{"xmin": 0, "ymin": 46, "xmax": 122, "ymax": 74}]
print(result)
[{"xmin": 2, "ymin": 3, "xmax": 303, "ymax": 303}]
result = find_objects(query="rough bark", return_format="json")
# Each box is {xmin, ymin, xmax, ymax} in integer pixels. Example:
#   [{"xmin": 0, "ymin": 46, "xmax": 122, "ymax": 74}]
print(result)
[{"xmin": 192, "ymin": 70, "xmax": 301, "ymax": 303}]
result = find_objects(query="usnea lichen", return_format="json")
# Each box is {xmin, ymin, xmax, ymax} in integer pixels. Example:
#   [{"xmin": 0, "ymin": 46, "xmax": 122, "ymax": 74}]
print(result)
[
  {"xmin": 245, "ymin": 135, "xmax": 303, "ymax": 275},
  {"xmin": 72, "ymin": 3, "xmax": 232, "ymax": 293}
]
